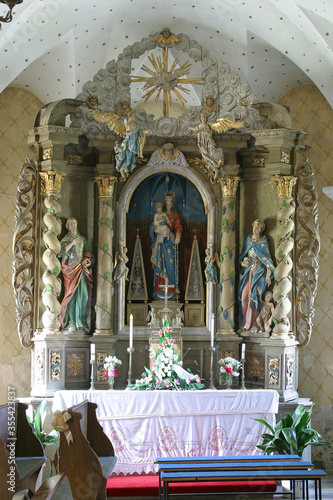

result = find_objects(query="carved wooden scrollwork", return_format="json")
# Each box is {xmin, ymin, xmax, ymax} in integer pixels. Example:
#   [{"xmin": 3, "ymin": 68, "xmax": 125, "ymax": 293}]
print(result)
[
  {"xmin": 295, "ymin": 158, "xmax": 320, "ymax": 347},
  {"xmin": 12, "ymin": 158, "xmax": 36, "ymax": 348}
]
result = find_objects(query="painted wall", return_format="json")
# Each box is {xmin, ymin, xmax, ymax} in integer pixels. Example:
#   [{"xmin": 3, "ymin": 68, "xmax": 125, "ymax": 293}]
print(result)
[
  {"xmin": 0, "ymin": 87, "xmax": 44, "ymax": 404},
  {"xmin": 279, "ymin": 83, "xmax": 333, "ymax": 470}
]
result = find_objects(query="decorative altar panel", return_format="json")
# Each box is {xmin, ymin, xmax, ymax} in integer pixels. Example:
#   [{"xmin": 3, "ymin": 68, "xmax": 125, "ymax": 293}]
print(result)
[{"xmin": 53, "ymin": 389, "xmax": 279, "ymax": 475}]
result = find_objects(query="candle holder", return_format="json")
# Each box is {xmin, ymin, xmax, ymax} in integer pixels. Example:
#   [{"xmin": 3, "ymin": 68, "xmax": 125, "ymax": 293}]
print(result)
[
  {"xmin": 240, "ymin": 359, "xmax": 246, "ymax": 390},
  {"xmin": 127, "ymin": 347, "xmax": 134, "ymax": 386},
  {"xmin": 208, "ymin": 346, "xmax": 217, "ymax": 390},
  {"xmin": 89, "ymin": 358, "xmax": 96, "ymax": 390}
]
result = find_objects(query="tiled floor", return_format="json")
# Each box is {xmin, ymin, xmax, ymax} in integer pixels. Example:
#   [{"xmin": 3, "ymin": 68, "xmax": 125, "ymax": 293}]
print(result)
[{"xmin": 307, "ymin": 474, "xmax": 333, "ymax": 499}]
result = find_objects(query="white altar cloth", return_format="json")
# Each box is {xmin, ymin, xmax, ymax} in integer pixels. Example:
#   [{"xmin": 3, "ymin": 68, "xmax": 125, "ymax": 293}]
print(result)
[{"xmin": 53, "ymin": 389, "xmax": 279, "ymax": 476}]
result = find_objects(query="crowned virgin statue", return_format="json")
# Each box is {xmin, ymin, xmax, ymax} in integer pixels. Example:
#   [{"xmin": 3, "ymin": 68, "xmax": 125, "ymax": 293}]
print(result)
[{"xmin": 149, "ymin": 191, "xmax": 182, "ymax": 299}]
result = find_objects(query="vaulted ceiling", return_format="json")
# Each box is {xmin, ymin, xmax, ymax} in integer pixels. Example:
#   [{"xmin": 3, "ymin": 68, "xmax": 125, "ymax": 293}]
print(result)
[{"xmin": 1, "ymin": 0, "xmax": 333, "ymax": 112}]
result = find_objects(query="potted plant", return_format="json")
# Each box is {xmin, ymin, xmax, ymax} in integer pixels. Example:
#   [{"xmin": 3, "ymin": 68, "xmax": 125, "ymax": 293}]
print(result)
[
  {"xmin": 254, "ymin": 403, "xmax": 330, "ymax": 457},
  {"xmin": 255, "ymin": 403, "xmax": 330, "ymax": 498},
  {"xmin": 27, "ymin": 400, "xmax": 59, "ymax": 482}
]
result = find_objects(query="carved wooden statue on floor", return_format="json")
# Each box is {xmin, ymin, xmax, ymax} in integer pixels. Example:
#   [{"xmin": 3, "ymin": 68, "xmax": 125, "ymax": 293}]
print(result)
[
  {"xmin": 59, "ymin": 218, "xmax": 93, "ymax": 332},
  {"xmin": 238, "ymin": 219, "xmax": 275, "ymax": 335}
]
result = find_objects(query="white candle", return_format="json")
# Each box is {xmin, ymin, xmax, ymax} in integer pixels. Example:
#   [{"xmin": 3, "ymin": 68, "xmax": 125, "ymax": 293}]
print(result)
[
  {"xmin": 210, "ymin": 313, "xmax": 215, "ymax": 347},
  {"xmin": 129, "ymin": 314, "xmax": 133, "ymax": 349},
  {"xmin": 91, "ymin": 343, "xmax": 95, "ymax": 360},
  {"xmin": 241, "ymin": 343, "xmax": 246, "ymax": 359}
]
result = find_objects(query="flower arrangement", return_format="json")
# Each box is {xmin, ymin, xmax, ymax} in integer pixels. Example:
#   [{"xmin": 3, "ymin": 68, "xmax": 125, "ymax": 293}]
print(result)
[
  {"xmin": 128, "ymin": 320, "xmax": 204, "ymax": 391},
  {"xmin": 103, "ymin": 355, "xmax": 122, "ymax": 379},
  {"xmin": 218, "ymin": 356, "xmax": 241, "ymax": 388}
]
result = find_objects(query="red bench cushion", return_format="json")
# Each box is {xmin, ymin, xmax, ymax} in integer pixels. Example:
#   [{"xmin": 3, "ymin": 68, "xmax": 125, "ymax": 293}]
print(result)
[{"xmin": 106, "ymin": 474, "xmax": 277, "ymax": 497}]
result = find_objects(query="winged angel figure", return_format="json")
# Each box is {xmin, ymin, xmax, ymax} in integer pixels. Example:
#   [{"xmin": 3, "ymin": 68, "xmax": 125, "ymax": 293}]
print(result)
[
  {"xmin": 93, "ymin": 110, "xmax": 150, "ymax": 180},
  {"xmin": 189, "ymin": 112, "xmax": 243, "ymax": 180}
]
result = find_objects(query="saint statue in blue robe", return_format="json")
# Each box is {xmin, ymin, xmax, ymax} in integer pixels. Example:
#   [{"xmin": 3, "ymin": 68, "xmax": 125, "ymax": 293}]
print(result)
[{"xmin": 238, "ymin": 219, "xmax": 275, "ymax": 331}]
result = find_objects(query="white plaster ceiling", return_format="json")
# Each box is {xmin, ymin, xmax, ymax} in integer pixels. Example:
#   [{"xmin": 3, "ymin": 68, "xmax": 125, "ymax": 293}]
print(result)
[{"xmin": 1, "ymin": 0, "xmax": 333, "ymax": 110}]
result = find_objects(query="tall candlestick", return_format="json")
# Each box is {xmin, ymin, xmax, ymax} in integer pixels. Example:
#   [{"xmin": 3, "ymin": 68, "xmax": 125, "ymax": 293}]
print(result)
[
  {"xmin": 241, "ymin": 343, "xmax": 246, "ymax": 360},
  {"xmin": 91, "ymin": 343, "xmax": 95, "ymax": 360},
  {"xmin": 129, "ymin": 314, "xmax": 133, "ymax": 348},
  {"xmin": 210, "ymin": 313, "xmax": 215, "ymax": 347}
]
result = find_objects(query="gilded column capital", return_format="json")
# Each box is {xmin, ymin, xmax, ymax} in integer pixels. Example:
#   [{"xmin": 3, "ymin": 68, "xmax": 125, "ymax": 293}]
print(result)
[
  {"xmin": 39, "ymin": 171, "xmax": 66, "ymax": 195},
  {"xmin": 95, "ymin": 176, "xmax": 118, "ymax": 198},
  {"xmin": 272, "ymin": 176, "xmax": 297, "ymax": 198},
  {"xmin": 218, "ymin": 176, "xmax": 241, "ymax": 198}
]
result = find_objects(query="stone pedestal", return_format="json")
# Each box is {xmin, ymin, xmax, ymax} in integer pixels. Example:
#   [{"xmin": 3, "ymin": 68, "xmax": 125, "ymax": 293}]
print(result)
[
  {"xmin": 31, "ymin": 330, "xmax": 116, "ymax": 395},
  {"xmin": 241, "ymin": 336, "xmax": 299, "ymax": 401}
]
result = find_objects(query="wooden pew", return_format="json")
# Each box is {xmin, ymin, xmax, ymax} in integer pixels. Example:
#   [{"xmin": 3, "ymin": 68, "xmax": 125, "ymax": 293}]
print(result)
[
  {"xmin": 156, "ymin": 455, "xmax": 326, "ymax": 500},
  {"xmin": 0, "ymin": 402, "xmax": 46, "ymax": 498},
  {"xmin": 55, "ymin": 400, "xmax": 117, "ymax": 500}
]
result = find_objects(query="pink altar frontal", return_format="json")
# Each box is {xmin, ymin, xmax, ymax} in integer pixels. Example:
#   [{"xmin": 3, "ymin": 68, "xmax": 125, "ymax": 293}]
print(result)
[{"xmin": 52, "ymin": 389, "xmax": 279, "ymax": 476}]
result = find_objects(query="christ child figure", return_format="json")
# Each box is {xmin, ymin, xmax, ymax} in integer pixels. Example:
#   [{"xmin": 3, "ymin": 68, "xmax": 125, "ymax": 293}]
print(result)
[
  {"xmin": 154, "ymin": 202, "xmax": 172, "ymax": 243},
  {"xmin": 256, "ymin": 287, "xmax": 275, "ymax": 333}
]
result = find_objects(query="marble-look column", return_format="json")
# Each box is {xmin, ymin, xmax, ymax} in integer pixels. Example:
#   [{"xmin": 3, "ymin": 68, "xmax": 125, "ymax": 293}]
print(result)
[
  {"xmin": 39, "ymin": 171, "xmax": 66, "ymax": 333},
  {"xmin": 217, "ymin": 176, "xmax": 240, "ymax": 334},
  {"xmin": 94, "ymin": 176, "xmax": 117, "ymax": 336},
  {"xmin": 271, "ymin": 176, "xmax": 297, "ymax": 340}
]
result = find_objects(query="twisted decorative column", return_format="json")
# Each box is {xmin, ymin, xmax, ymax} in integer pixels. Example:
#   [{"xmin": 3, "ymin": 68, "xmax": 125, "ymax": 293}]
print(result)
[
  {"xmin": 217, "ymin": 177, "xmax": 240, "ymax": 333},
  {"xmin": 94, "ymin": 176, "xmax": 117, "ymax": 335},
  {"xmin": 271, "ymin": 176, "xmax": 297, "ymax": 340},
  {"xmin": 39, "ymin": 171, "xmax": 66, "ymax": 333}
]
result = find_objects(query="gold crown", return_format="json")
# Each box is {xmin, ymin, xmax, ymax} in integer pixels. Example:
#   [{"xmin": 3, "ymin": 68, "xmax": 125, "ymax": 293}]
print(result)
[{"xmin": 164, "ymin": 191, "xmax": 175, "ymax": 201}]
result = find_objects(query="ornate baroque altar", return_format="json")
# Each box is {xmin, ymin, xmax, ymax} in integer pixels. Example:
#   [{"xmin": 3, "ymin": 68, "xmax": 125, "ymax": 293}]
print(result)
[{"xmin": 12, "ymin": 29, "xmax": 319, "ymax": 402}]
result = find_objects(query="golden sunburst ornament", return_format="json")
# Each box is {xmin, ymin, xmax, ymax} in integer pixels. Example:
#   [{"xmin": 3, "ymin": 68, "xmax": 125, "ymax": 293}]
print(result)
[{"xmin": 131, "ymin": 48, "xmax": 204, "ymax": 117}]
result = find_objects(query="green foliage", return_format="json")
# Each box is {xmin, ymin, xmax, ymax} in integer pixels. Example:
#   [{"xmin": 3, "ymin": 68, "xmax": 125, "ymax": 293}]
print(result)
[
  {"xmin": 230, "ymin": 270, "xmax": 235, "ymax": 279},
  {"xmin": 223, "ymin": 246, "xmax": 229, "ymax": 254},
  {"xmin": 282, "ymin": 200, "xmax": 288, "ymax": 207},
  {"xmin": 103, "ymin": 244, "xmax": 109, "ymax": 252},
  {"xmin": 102, "ymin": 300, "xmax": 108, "ymax": 309},
  {"xmin": 98, "ymin": 220, "xmax": 102, "ymax": 229},
  {"xmin": 255, "ymin": 404, "xmax": 330, "ymax": 456},
  {"xmin": 108, "ymin": 199, "xmax": 113, "ymax": 206},
  {"xmin": 230, "ymin": 319, "xmax": 235, "ymax": 328},
  {"xmin": 104, "ymin": 272, "xmax": 111, "ymax": 280},
  {"xmin": 218, "ymin": 305, "xmax": 223, "ymax": 314},
  {"xmin": 278, "ymin": 250, "xmax": 286, "ymax": 259},
  {"xmin": 106, "ymin": 219, "xmax": 111, "ymax": 227},
  {"xmin": 47, "ymin": 207, "xmax": 55, "ymax": 214},
  {"xmin": 45, "ymin": 284, "xmax": 52, "ymax": 292},
  {"xmin": 229, "ymin": 202, "xmax": 234, "ymax": 211},
  {"xmin": 50, "ymin": 227, "xmax": 56, "ymax": 234},
  {"xmin": 27, "ymin": 400, "xmax": 59, "ymax": 449},
  {"xmin": 51, "ymin": 266, "xmax": 59, "ymax": 275}
]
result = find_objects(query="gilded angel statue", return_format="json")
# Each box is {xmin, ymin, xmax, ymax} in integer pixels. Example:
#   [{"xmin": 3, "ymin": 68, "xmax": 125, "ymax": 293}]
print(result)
[
  {"xmin": 93, "ymin": 109, "xmax": 150, "ymax": 180},
  {"xmin": 189, "ymin": 112, "xmax": 243, "ymax": 180}
]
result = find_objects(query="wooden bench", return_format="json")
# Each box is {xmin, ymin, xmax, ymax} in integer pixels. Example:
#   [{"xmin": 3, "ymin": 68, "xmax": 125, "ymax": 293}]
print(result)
[
  {"xmin": 156, "ymin": 456, "xmax": 326, "ymax": 500},
  {"xmin": 0, "ymin": 402, "xmax": 46, "ymax": 499},
  {"xmin": 53, "ymin": 399, "xmax": 117, "ymax": 500}
]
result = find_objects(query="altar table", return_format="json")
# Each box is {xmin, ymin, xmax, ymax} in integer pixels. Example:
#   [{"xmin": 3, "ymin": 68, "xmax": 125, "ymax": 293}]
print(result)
[{"xmin": 53, "ymin": 389, "xmax": 279, "ymax": 476}]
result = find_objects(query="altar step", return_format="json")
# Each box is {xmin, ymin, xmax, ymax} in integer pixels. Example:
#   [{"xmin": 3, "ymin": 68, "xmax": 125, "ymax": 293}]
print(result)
[{"xmin": 106, "ymin": 474, "xmax": 277, "ymax": 499}]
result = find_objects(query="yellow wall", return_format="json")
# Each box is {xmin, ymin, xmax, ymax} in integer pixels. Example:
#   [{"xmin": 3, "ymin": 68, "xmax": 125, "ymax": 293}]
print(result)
[
  {"xmin": 279, "ymin": 83, "xmax": 333, "ymax": 468},
  {"xmin": 0, "ymin": 87, "xmax": 44, "ymax": 404}
]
